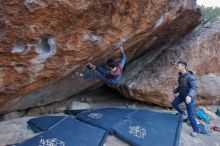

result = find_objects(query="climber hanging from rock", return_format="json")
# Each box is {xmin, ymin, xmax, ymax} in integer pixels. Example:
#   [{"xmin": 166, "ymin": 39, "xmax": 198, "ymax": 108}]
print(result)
[{"xmin": 75, "ymin": 46, "xmax": 126, "ymax": 88}]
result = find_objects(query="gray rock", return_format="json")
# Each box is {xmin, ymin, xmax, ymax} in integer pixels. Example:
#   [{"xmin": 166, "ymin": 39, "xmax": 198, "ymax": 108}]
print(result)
[{"xmin": 117, "ymin": 21, "xmax": 220, "ymax": 107}]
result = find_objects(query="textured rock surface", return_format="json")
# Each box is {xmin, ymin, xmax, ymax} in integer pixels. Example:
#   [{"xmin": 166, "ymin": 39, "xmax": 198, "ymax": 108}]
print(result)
[
  {"xmin": 0, "ymin": 0, "xmax": 201, "ymax": 113},
  {"xmin": 118, "ymin": 21, "xmax": 220, "ymax": 107}
]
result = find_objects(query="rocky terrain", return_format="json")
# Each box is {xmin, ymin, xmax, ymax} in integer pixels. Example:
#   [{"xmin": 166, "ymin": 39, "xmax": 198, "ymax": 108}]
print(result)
[
  {"xmin": 118, "ymin": 21, "xmax": 220, "ymax": 107},
  {"xmin": 0, "ymin": 0, "xmax": 201, "ymax": 114},
  {"xmin": 1, "ymin": 1, "xmax": 220, "ymax": 145}
]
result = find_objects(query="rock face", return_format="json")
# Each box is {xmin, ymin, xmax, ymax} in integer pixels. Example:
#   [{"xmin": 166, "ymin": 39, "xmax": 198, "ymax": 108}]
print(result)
[
  {"xmin": 0, "ymin": 0, "xmax": 201, "ymax": 114},
  {"xmin": 118, "ymin": 21, "xmax": 220, "ymax": 107}
]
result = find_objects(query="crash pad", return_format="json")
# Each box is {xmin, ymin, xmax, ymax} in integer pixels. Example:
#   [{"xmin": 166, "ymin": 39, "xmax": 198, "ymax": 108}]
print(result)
[
  {"xmin": 77, "ymin": 108, "xmax": 134, "ymax": 134},
  {"xmin": 27, "ymin": 116, "xmax": 66, "ymax": 133},
  {"xmin": 113, "ymin": 109, "xmax": 182, "ymax": 146},
  {"xmin": 64, "ymin": 109, "xmax": 87, "ymax": 116},
  {"xmin": 17, "ymin": 117, "xmax": 108, "ymax": 146}
]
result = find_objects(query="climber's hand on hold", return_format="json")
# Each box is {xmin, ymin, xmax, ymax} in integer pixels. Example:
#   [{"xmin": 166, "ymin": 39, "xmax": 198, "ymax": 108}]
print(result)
[
  {"xmin": 86, "ymin": 63, "xmax": 96, "ymax": 71},
  {"xmin": 114, "ymin": 44, "xmax": 124, "ymax": 52},
  {"xmin": 120, "ymin": 45, "xmax": 124, "ymax": 53},
  {"xmin": 75, "ymin": 71, "xmax": 84, "ymax": 77}
]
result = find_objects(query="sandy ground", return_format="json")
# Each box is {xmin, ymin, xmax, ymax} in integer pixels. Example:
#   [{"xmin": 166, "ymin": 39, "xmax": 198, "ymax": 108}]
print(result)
[{"xmin": 0, "ymin": 88, "xmax": 220, "ymax": 146}]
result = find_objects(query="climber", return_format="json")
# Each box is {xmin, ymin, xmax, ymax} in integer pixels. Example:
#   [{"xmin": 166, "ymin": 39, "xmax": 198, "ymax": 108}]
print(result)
[
  {"xmin": 172, "ymin": 61, "xmax": 200, "ymax": 137},
  {"xmin": 75, "ymin": 46, "xmax": 126, "ymax": 88}
]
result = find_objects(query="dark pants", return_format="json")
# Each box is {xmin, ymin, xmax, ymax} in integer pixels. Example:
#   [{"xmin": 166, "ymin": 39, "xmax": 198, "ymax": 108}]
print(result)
[
  {"xmin": 172, "ymin": 96, "xmax": 199, "ymax": 132},
  {"xmin": 84, "ymin": 71, "xmax": 117, "ymax": 88}
]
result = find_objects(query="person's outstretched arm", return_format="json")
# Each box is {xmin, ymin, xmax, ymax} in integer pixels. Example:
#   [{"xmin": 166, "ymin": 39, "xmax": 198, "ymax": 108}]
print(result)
[
  {"xmin": 119, "ymin": 47, "xmax": 126, "ymax": 68},
  {"xmin": 96, "ymin": 65, "xmax": 109, "ymax": 75}
]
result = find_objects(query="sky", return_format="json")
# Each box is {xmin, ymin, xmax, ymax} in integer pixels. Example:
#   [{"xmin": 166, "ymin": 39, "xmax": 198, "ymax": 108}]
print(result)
[{"xmin": 197, "ymin": 0, "xmax": 220, "ymax": 7}]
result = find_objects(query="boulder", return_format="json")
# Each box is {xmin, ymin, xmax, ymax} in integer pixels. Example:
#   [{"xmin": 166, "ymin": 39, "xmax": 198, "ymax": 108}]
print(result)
[
  {"xmin": 0, "ymin": 0, "xmax": 201, "ymax": 113},
  {"xmin": 117, "ymin": 21, "xmax": 220, "ymax": 107}
]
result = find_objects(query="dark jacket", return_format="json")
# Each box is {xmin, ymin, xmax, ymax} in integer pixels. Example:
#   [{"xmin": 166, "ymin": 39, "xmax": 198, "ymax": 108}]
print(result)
[{"xmin": 173, "ymin": 71, "xmax": 198, "ymax": 98}]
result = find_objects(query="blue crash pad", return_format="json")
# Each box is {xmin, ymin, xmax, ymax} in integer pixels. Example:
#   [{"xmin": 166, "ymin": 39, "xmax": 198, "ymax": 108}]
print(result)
[
  {"xmin": 77, "ymin": 108, "xmax": 134, "ymax": 134},
  {"xmin": 27, "ymin": 116, "xmax": 66, "ymax": 133},
  {"xmin": 17, "ymin": 117, "xmax": 108, "ymax": 146},
  {"xmin": 113, "ymin": 109, "xmax": 182, "ymax": 146}
]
